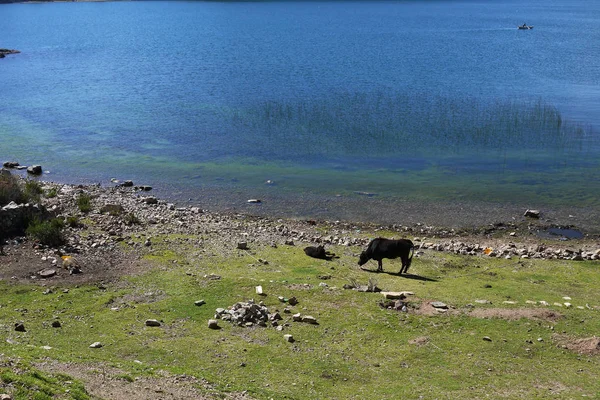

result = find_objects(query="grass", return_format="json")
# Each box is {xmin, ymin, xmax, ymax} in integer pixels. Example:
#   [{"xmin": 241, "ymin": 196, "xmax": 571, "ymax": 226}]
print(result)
[
  {"xmin": 0, "ymin": 173, "xmax": 41, "ymax": 206},
  {"xmin": 25, "ymin": 218, "xmax": 65, "ymax": 247},
  {"xmin": 76, "ymin": 193, "xmax": 92, "ymax": 213},
  {"xmin": 0, "ymin": 360, "xmax": 91, "ymax": 400},
  {"xmin": 1, "ymin": 234, "xmax": 599, "ymax": 399}
]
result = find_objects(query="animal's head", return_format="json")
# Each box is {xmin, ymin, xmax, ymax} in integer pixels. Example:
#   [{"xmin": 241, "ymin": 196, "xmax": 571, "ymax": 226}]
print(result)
[{"xmin": 358, "ymin": 251, "xmax": 369, "ymax": 266}]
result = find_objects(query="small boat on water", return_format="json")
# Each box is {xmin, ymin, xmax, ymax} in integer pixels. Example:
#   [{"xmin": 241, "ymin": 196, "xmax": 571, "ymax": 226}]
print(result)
[{"xmin": 518, "ymin": 23, "xmax": 534, "ymax": 30}]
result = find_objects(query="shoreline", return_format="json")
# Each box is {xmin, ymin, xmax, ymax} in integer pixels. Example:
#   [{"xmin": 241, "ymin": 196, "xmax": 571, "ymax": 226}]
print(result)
[
  {"xmin": 4, "ymin": 162, "xmax": 600, "ymax": 237},
  {"xmin": 14, "ymin": 169, "xmax": 600, "ymax": 236},
  {"xmin": 3, "ymin": 168, "xmax": 599, "ymax": 270}
]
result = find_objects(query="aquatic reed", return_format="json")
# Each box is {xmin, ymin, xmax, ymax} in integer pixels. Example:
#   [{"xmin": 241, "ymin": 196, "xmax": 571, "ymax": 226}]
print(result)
[{"xmin": 234, "ymin": 92, "xmax": 591, "ymax": 159}]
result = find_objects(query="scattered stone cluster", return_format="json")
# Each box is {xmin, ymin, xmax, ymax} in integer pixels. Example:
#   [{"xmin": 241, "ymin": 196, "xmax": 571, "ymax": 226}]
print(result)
[
  {"xmin": 214, "ymin": 300, "xmax": 275, "ymax": 327},
  {"xmin": 1, "ymin": 169, "xmax": 599, "ymax": 272},
  {"xmin": 212, "ymin": 299, "xmax": 318, "ymax": 330},
  {"xmin": 418, "ymin": 240, "xmax": 600, "ymax": 261}
]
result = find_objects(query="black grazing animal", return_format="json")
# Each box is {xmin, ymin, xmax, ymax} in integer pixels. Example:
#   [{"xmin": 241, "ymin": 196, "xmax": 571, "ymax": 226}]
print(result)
[
  {"xmin": 304, "ymin": 245, "xmax": 336, "ymax": 261},
  {"xmin": 358, "ymin": 238, "xmax": 415, "ymax": 274}
]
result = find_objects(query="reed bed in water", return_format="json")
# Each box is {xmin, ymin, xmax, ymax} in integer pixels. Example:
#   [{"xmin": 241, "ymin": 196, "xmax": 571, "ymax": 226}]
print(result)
[{"xmin": 234, "ymin": 92, "xmax": 590, "ymax": 158}]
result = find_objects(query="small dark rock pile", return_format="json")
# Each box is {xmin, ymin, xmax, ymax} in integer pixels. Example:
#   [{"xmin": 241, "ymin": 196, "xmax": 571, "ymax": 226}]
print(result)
[{"xmin": 379, "ymin": 299, "xmax": 408, "ymax": 313}]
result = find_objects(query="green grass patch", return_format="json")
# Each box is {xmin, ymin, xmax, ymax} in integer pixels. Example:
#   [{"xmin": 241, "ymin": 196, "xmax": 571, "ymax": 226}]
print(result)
[
  {"xmin": 0, "ymin": 360, "xmax": 91, "ymax": 400},
  {"xmin": 76, "ymin": 193, "xmax": 92, "ymax": 213},
  {"xmin": 1, "ymin": 238, "xmax": 599, "ymax": 399},
  {"xmin": 25, "ymin": 218, "xmax": 65, "ymax": 247}
]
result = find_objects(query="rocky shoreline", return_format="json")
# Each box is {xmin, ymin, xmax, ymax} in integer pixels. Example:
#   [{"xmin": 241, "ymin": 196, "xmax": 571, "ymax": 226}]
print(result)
[
  {"xmin": 0, "ymin": 49, "xmax": 20, "ymax": 59},
  {"xmin": 2, "ymin": 167, "xmax": 599, "ymax": 285}
]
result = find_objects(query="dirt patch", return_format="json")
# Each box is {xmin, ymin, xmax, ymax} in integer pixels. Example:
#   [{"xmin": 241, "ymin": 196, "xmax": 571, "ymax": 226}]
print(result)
[
  {"xmin": 0, "ymin": 238, "xmax": 146, "ymax": 286},
  {"xmin": 408, "ymin": 336, "xmax": 430, "ymax": 346},
  {"xmin": 469, "ymin": 308, "xmax": 562, "ymax": 322},
  {"xmin": 36, "ymin": 361, "xmax": 254, "ymax": 400},
  {"xmin": 553, "ymin": 334, "xmax": 600, "ymax": 355},
  {"xmin": 413, "ymin": 300, "xmax": 459, "ymax": 316}
]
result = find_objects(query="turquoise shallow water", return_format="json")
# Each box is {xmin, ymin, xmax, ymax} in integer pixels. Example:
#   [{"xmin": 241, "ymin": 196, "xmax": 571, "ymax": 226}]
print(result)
[{"xmin": 1, "ymin": 0, "xmax": 599, "ymax": 227}]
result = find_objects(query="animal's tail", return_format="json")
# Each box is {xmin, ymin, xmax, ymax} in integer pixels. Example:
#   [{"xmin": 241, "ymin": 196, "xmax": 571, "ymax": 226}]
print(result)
[{"xmin": 407, "ymin": 243, "xmax": 415, "ymax": 268}]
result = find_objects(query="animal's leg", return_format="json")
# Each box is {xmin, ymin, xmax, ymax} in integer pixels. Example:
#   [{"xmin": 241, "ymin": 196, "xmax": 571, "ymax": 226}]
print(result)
[
  {"xmin": 377, "ymin": 260, "xmax": 383, "ymax": 272},
  {"xmin": 400, "ymin": 255, "xmax": 408, "ymax": 274}
]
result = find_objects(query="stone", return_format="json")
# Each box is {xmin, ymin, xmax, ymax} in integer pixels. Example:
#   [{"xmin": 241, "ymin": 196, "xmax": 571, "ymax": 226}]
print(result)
[
  {"xmin": 475, "ymin": 299, "xmax": 492, "ymax": 304},
  {"xmin": 14, "ymin": 322, "xmax": 26, "ymax": 332},
  {"xmin": 288, "ymin": 296, "xmax": 298, "ymax": 306},
  {"xmin": 51, "ymin": 320, "xmax": 61, "ymax": 328},
  {"xmin": 0, "ymin": 48, "xmax": 20, "ymax": 58},
  {"xmin": 145, "ymin": 319, "xmax": 161, "ymax": 327},
  {"xmin": 302, "ymin": 315, "xmax": 318, "ymax": 325},
  {"xmin": 89, "ymin": 342, "xmax": 103, "ymax": 348},
  {"xmin": 194, "ymin": 300, "xmax": 206, "ymax": 306},
  {"xmin": 382, "ymin": 291, "xmax": 412, "ymax": 300},
  {"xmin": 208, "ymin": 319, "xmax": 220, "ymax": 329},
  {"xmin": 247, "ymin": 199, "xmax": 261, "ymax": 204},
  {"xmin": 292, "ymin": 313, "xmax": 302, "ymax": 322},
  {"xmin": 27, "ymin": 165, "xmax": 42, "ymax": 175},
  {"xmin": 431, "ymin": 301, "xmax": 448, "ymax": 309},
  {"xmin": 0, "ymin": 202, "xmax": 50, "ymax": 237},
  {"xmin": 38, "ymin": 269, "xmax": 57, "ymax": 278},
  {"xmin": 0, "ymin": 393, "xmax": 12, "ymax": 400},
  {"xmin": 143, "ymin": 197, "xmax": 158, "ymax": 205},
  {"xmin": 483, "ymin": 336, "xmax": 492, "ymax": 342},
  {"xmin": 121, "ymin": 180, "xmax": 134, "ymax": 187},
  {"xmin": 284, "ymin": 334, "xmax": 295, "ymax": 343},
  {"xmin": 3, "ymin": 161, "xmax": 19, "ymax": 168},
  {"xmin": 524, "ymin": 209, "xmax": 540, "ymax": 218},
  {"xmin": 237, "ymin": 241, "xmax": 248, "ymax": 250}
]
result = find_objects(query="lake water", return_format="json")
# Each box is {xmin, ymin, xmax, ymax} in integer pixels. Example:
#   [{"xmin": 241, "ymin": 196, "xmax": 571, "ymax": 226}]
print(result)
[{"xmin": 1, "ymin": 0, "xmax": 599, "ymax": 229}]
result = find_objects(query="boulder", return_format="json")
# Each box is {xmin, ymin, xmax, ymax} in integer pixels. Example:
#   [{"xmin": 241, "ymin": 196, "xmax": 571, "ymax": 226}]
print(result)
[
  {"xmin": 381, "ymin": 291, "xmax": 413, "ymax": 299},
  {"xmin": 3, "ymin": 161, "xmax": 19, "ymax": 168},
  {"xmin": 524, "ymin": 209, "xmax": 540, "ymax": 218},
  {"xmin": 431, "ymin": 301, "xmax": 448, "ymax": 309},
  {"xmin": 26, "ymin": 165, "xmax": 42, "ymax": 175},
  {"xmin": 143, "ymin": 197, "xmax": 158, "ymax": 205},
  {"xmin": 284, "ymin": 334, "xmax": 295, "ymax": 343},
  {"xmin": 0, "ymin": 48, "xmax": 20, "ymax": 58},
  {"xmin": 0, "ymin": 202, "xmax": 50, "ymax": 236}
]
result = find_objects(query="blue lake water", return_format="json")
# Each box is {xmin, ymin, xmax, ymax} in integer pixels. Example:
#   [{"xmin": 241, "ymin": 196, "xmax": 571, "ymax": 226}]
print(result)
[{"xmin": 1, "ymin": 0, "xmax": 600, "ymax": 227}]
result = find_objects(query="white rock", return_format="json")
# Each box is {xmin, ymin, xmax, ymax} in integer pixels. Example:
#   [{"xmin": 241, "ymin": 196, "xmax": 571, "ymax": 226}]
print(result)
[{"xmin": 284, "ymin": 334, "xmax": 295, "ymax": 343}]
